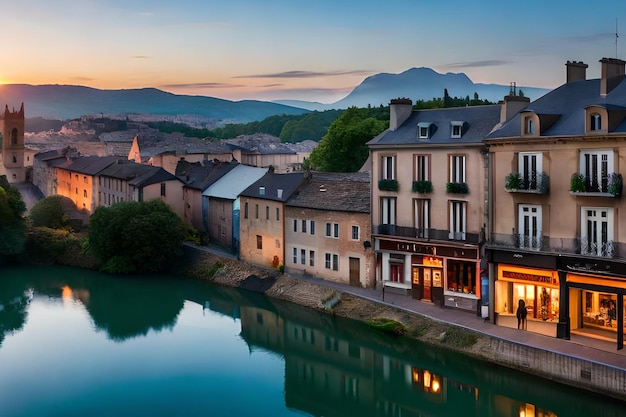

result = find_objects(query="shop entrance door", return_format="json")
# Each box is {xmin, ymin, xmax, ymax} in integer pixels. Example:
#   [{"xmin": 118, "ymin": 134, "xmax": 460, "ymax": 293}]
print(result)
[{"xmin": 423, "ymin": 268, "xmax": 432, "ymax": 300}]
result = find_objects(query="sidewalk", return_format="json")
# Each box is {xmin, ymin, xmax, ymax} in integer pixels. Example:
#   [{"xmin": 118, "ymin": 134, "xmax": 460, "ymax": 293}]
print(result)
[
  {"xmin": 186, "ymin": 242, "xmax": 626, "ymax": 371},
  {"xmin": 293, "ymin": 274, "xmax": 626, "ymax": 371}
]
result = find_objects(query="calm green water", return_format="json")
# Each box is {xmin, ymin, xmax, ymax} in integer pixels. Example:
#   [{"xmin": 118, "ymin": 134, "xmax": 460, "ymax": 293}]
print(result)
[{"xmin": 0, "ymin": 265, "xmax": 623, "ymax": 417}]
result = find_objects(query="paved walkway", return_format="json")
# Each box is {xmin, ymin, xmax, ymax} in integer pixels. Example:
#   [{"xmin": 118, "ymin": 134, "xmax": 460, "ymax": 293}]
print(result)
[
  {"xmin": 295, "ymin": 274, "xmax": 626, "ymax": 371},
  {"xmin": 186, "ymin": 243, "xmax": 626, "ymax": 371}
]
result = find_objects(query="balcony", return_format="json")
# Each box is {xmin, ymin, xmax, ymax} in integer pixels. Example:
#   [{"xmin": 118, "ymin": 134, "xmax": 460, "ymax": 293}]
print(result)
[
  {"xmin": 412, "ymin": 180, "xmax": 433, "ymax": 194},
  {"xmin": 446, "ymin": 182, "xmax": 469, "ymax": 194},
  {"xmin": 488, "ymin": 232, "xmax": 623, "ymax": 259},
  {"xmin": 569, "ymin": 172, "xmax": 622, "ymax": 197},
  {"xmin": 505, "ymin": 171, "xmax": 549, "ymax": 194},
  {"xmin": 378, "ymin": 179, "xmax": 399, "ymax": 192},
  {"xmin": 374, "ymin": 224, "xmax": 480, "ymax": 244}
]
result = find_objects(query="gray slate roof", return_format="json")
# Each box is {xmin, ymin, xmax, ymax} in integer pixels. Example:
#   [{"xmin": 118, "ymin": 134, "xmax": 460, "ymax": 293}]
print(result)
[
  {"xmin": 486, "ymin": 77, "xmax": 626, "ymax": 139},
  {"xmin": 57, "ymin": 155, "xmax": 120, "ymax": 175},
  {"xmin": 239, "ymin": 171, "xmax": 305, "ymax": 202},
  {"xmin": 286, "ymin": 171, "xmax": 370, "ymax": 213},
  {"xmin": 127, "ymin": 166, "xmax": 181, "ymax": 187},
  {"xmin": 98, "ymin": 160, "xmax": 166, "ymax": 181},
  {"xmin": 367, "ymin": 105, "xmax": 502, "ymax": 147},
  {"xmin": 176, "ymin": 159, "xmax": 239, "ymax": 191}
]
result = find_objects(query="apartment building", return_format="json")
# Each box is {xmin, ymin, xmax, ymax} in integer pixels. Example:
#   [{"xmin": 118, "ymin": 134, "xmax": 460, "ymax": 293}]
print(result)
[
  {"xmin": 367, "ymin": 96, "xmax": 526, "ymax": 313},
  {"xmin": 485, "ymin": 58, "xmax": 626, "ymax": 350}
]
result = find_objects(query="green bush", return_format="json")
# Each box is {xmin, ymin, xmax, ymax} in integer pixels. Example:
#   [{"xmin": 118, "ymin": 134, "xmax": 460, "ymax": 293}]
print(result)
[
  {"xmin": 88, "ymin": 200, "xmax": 185, "ymax": 273},
  {"xmin": 29, "ymin": 195, "xmax": 70, "ymax": 229}
]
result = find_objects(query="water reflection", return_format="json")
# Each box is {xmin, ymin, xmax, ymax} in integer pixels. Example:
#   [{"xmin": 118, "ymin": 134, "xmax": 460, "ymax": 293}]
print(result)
[{"xmin": 0, "ymin": 265, "xmax": 623, "ymax": 417}]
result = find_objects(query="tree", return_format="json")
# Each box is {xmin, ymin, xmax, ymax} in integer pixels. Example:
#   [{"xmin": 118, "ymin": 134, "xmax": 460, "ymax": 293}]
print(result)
[
  {"xmin": 307, "ymin": 107, "xmax": 388, "ymax": 172},
  {"xmin": 29, "ymin": 195, "xmax": 70, "ymax": 229},
  {"xmin": 0, "ymin": 175, "xmax": 27, "ymax": 258},
  {"xmin": 88, "ymin": 200, "xmax": 185, "ymax": 273}
]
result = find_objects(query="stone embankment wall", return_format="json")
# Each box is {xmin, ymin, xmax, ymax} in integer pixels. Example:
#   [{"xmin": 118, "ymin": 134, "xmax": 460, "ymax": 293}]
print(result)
[{"xmin": 171, "ymin": 245, "xmax": 626, "ymax": 401}]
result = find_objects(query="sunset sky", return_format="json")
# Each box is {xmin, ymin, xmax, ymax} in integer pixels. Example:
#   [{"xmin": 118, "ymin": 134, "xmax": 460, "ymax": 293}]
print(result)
[{"xmin": 3, "ymin": 0, "xmax": 626, "ymax": 103}]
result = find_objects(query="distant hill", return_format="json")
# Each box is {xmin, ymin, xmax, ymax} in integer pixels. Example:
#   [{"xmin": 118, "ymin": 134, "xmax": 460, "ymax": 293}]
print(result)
[
  {"xmin": 0, "ymin": 68, "xmax": 551, "ymax": 123},
  {"xmin": 0, "ymin": 84, "xmax": 309, "ymax": 122},
  {"xmin": 275, "ymin": 67, "xmax": 550, "ymax": 110}
]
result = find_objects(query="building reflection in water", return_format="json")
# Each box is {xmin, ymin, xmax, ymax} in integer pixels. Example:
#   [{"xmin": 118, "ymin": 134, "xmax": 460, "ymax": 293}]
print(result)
[{"xmin": 234, "ymin": 299, "xmax": 618, "ymax": 417}]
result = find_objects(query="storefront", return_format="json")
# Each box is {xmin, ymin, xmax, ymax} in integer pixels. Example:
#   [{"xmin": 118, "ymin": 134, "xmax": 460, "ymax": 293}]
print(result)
[
  {"xmin": 494, "ymin": 265, "xmax": 560, "ymax": 335},
  {"xmin": 487, "ymin": 249, "xmax": 562, "ymax": 337},
  {"xmin": 563, "ymin": 266, "xmax": 626, "ymax": 350},
  {"xmin": 377, "ymin": 238, "xmax": 481, "ymax": 313}
]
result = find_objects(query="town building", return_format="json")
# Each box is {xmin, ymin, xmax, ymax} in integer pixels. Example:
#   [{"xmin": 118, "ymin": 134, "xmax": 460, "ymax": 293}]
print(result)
[
  {"xmin": 56, "ymin": 155, "xmax": 120, "ymax": 212},
  {"xmin": 0, "ymin": 103, "xmax": 34, "ymax": 183},
  {"xmin": 367, "ymin": 96, "xmax": 527, "ymax": 313},
  {"xmin": 175, "ymin": 159, "xmax": 239, "ymax": 233},
  {"xmin": 284, "ymin": 171, "xmax": 374, "ymax": 288},
  {"xmin": 239, "ymin": 171, "xmax": 305, "ymax": 268},
  {"xmin": 484, "ymin": 58, "xmax": 626, "ymax": 350},
  {"xmin": 202, "ymin": 164, "xmax": 267, "ymax": 252},
  {"xmin": 97, "ymin": 159, "xmax": 185, "ymax": 218}
]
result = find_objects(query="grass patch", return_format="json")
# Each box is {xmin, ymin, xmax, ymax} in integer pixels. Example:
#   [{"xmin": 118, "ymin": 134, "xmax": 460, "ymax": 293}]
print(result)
[
  {"xmin": 440, "ymin": 326, "xmax": 479, "ymax": 348},
  {"xmin": 367, "ymin": 317, "xmax": 407, "ymax": 336},
  {"xmin": 201, "ymin": 260, "xmax": 224, "ymax": 280}
]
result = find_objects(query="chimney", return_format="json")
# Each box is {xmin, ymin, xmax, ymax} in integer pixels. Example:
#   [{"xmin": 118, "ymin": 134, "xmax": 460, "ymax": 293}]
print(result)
[
  {"xmin": 565, "ymin": 61, "xmax": 588, "ymax": 83},
  {"xmin": 600, "ymin": 57, "xmax": 626, "ymax": 96},
  {"xmin": 500, "ymin": 94, "xmax": 530, "ymax": 123},
  {"xmin": 389, "ymin": 98, "xmax": 413, "ymax": 131}
]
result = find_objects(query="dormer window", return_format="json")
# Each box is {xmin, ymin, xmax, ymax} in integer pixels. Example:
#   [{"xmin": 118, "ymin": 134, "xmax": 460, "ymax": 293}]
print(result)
[
  {"xmin": 590, "ymin": 113, "xmax": 601, "ymax": 131},
  {"xmin": 259, "ymin": 186, "xmax": 265, "ymax": 195},
  {"xmin": 525, "ymin": 117, "xmax": 535, "ymax": 135},
  {"xmin": 417, "ymin": 122, "xmax": 433, "ymax": 139},
  {"xmin": 450, "ymin": 121, "xmax": 464, "ymax": 138}
]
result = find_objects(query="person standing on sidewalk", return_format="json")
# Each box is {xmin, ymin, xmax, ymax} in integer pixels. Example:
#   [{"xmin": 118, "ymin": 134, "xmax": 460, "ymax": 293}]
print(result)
[{"xmin": 516, "ymin": 299, "xmax": 527, "ymax": 330}]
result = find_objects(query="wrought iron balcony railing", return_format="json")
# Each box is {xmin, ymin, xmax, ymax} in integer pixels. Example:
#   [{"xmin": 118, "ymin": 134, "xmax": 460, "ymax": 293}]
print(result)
[
  {"xmin": 374, "ymin": 224, "xmax": 480, "ymax": 244},
  {"xmin": 488, "ymin": 232, "xmax": 622, "ymax": 259}
]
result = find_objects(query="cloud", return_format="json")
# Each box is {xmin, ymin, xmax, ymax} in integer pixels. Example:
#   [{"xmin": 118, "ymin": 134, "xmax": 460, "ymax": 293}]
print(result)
[
  {"xmin": 442, "ymin": 60, "xmax": 511, "ymax": 69},
  {"xmin": 160, "ymin": 82, "xmax": 245, "ymax": 89},
  {"xmin": 236, "ymin": 70, "xmax": 371, "ymax": 79},
  {"xmin": 131, "ymin": 55, "xmax": 151, "ymax": 59},
  {"xmin": 70, "ymin": 76, "xmax": 96, "ymax": 82}
]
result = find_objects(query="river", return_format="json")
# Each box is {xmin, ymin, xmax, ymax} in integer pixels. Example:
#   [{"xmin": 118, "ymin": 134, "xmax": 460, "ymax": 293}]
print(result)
[{"xmin": 0, "ymin": 265, "xmax": 623, "ymax": 417}]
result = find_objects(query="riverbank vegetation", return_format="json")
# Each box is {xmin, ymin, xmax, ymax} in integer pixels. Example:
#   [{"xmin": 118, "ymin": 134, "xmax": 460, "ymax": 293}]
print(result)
[{"xmin": 88, "ymin": 200, "xmax": 186, "ymax": 273}]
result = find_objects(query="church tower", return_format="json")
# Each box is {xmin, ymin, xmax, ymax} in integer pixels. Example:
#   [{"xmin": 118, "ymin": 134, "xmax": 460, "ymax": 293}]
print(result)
[{"xmin": 1, "ymin": 103, "xmax": 26, "ymax": 183}]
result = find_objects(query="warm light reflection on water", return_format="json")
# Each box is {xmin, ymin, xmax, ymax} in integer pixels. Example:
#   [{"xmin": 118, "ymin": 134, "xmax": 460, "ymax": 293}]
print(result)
[{"xmin": 0, "ymin": 265, "xmax": 623, "ymax": 417}]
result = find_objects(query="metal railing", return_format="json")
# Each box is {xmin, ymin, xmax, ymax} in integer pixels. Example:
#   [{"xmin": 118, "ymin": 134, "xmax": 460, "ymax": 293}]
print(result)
[
  {"xmin": 374, "ymin": 224, "xmax": 480, "ymax": 244},
  {"xmin": 488, "ymin": 232, "xmax": 623, "ymax": 259}
]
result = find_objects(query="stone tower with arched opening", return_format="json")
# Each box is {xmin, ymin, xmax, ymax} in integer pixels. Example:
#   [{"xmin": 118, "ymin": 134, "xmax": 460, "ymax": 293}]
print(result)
[{"xmin": 0, "ymin": 103, "xmax": 26, "ymax": 182}]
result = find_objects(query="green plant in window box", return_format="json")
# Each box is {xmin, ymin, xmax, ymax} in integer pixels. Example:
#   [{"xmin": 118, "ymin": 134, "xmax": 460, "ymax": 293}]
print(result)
[
  {"xmin": 412, "ymin": 180, "xmax": 432, "ymax": 193},
  {"xmin": 446, "ymin": 182, "xmax": 469, "ymax": 194},
  {"xmin": 378, "ymin": 179, "xmax": 399, "ymax": 191},
  {"xmin": 569, "ymin": 173, "xmax": 586, "ymax": 192},
  {"xmin": 608, "ymin": 172, "xmax": 623, "ymax": 197},
  {"xmin": 504, "ymin": 172, "xmax": 523, "ymax": 190}
]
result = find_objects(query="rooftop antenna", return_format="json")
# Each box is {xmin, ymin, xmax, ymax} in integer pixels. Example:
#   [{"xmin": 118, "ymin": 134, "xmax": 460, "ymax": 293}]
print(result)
[{"xmin": 615, "ymin": 19, "xmax": 619, "ymax": 58}]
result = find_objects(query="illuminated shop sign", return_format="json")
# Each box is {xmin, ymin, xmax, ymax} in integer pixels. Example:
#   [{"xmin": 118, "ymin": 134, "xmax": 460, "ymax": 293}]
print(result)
[
  {"xmin": 423, "ymin": 256, "xmax": 443, "ymax": 267},
  {"xmin": 501, "ymin": 270, "xmax": 559, "ymax": 286}
]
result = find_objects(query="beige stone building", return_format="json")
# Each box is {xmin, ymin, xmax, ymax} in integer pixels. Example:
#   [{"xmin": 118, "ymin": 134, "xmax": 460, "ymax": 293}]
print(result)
[
  {"xmin": 284, "ymin": 171, "xmax": 374, "ymax": 288},
  {"xmin": 238, "ymin": 172, "xmax": 304, "ymax": 268},
  {"xmin": 367, "ymin": 97, "xmax": 526, "ymax": 313},
  {"xmin": 485, "ymin": 58, "xmax": 626, "ymax": 350},
  {"xmin": 56, "ymin": 155, "xmax": 119, "ymax": 212}
]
